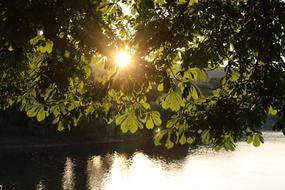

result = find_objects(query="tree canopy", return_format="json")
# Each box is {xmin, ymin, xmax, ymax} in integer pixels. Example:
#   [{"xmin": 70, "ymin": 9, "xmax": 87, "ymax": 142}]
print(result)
[{"xmin": 1, "ymin": 0, "xmax": 285, "ymax": 150}]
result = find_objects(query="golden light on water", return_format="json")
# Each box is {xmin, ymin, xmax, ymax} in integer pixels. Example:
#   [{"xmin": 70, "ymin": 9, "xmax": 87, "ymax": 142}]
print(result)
[
  {"xmin": 62, "ymin": 157, "xmax": 75, "ymax": 190},
  {"xmin": 38, "ymin": 132, "xmax": 285, "ymax": 190},
  {"xmin": 115, "ymin": 50, "xmax": 132, "ymax": 67}
]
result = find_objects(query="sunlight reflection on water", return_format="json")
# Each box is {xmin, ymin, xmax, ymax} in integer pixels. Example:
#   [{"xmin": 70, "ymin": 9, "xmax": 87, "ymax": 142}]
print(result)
[
  {"xmin": 3, "ymin": 132, "xmax": 284, "ymax": 190},
  {"xmin": 53, "ymin": 132, "xmax": 285, "ymax": 190},
  {"xmin": 62, "ymin": 157, "xmax": 75, "ymax": 190},
  {"xmin": 36, "ymin": 180, "xmax": 45, "ymax": 190},
  {"xmin": 80, "ymin": 132, "xmax": 285, "ymax": 190}
]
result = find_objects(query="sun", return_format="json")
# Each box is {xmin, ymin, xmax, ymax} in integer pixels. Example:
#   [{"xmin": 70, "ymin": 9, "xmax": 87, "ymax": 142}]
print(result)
[{"xmin": 115, "ymin": 50, "xmax": 132, "ymax": 67}]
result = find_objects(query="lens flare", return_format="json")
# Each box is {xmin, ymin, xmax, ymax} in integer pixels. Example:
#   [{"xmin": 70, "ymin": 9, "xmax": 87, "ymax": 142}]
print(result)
[{"xmin": 115, "ymin": 51, "xmax": 131, "ymax": 67}]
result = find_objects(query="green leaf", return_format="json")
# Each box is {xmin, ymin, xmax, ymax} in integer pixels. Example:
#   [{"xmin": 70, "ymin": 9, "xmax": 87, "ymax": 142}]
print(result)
[
  {"xmin": 157, "ymin": 83, "xmax": 164, "ymax": 91},
  {"xmin": 253, "ymin": 135, "xmax": 260, "ymax": 147},
  {"xmin": 161, "ymin": 92, "xmax": 183, "ymax": 111},
  {"xmin": 253, "ymin": 133, "xmax": 263, "ymax": 147},
  {"xmin": 155, "ymin": 0, "xmax": 166, "ymax": 6},
  {"xmin": 166, "ymin": 117, "xmax": 179, "ymax": 128},
  {"xmin": 187, "ymin": 136, "xmax": 195, "ymax": 144},
  {"xmin": 190, "ymin": 85, "xmax": 201, "ymax": 100},
  {"xmin": 189, "ymin": 0, "xmax": 198, "ymax": 6},
  {"xmin": 246, "ymin": 127, "xmax": 252, "ymax": 133},
  {"xmin": 8, "ymin": 45, "xmax": 13, "ymax": 51},
  {"xmin": 20, "ymin": 99, "xmax": 26, "ymax": 111},
  {"xmin": 146, "ymin": 118, "xmax": 154, "ymax": 129},
  {"xmin": 30, "ymin": 35, "xmax": 45, "ymax": 45},
  {"xmin": 60, "ymin": 104, "xmax": 67, "ymax": 115},
  {"xmin": 224, "ymin": 141, "xmax": 235, "ymax": 151},
  {"xmin": 26, "ymin": 105, "xmax": 39, "ymax": 117},
  {"xmin": 151, "ymin": 111, "xmax": 162, "ymax": 126},
  {"xmin": 213, "ymin": 145, "xmax": 222, "ymax": 152},
  {"xmin": 52, "ymin": 106, "xmax": 60, "ymax": 118},
  {"xmin": 58, "ymin": 32, "xmax": 64, "ymax": 38},
  {"xmin": 199, "ymin": 69, "xmax": 208, "ymax": 81},
  {"xmin": 230, "ymin": 73, "xmax": 239, "ymax": 82},
  {"xmin": 166, "ymin": 138, "xmax": 174, "ymax": 149},
  {"xmin": 115, "ymin": 114, "xmax": 128, "ymax": 126},
  {"xmin": 179, "ymin": 133, "xmax": 187, "ymax": 145},
  {"xmin": 38, "ymin": 39, "xmax": 54, "ymax": 53},
  {"xmin": 131, "ymin": 7, "xmax": 137, "ymax": 15},
  {"xmin": 57, "ymin": 121, "xmax": 64, "ymax": 131},
  {"xmin": 108, "ymin": 4, "xmax": 118, "ymax": 15},
  {"xmin": 64, "ymin": 50, "xmax": 70, "ymax": 58},
  {"xmin": 154, "ymin": 130, "xmax": 167, "ymax": 146},
  {"xmin": 116, "ymin": 112, "xmax": 143, "ymax": 133},
  {"xmin": 268, "ymin": 106, "xmax": 277, "ymax": 116},
  {"xmin": 140, "ymin": 97, "xmax": 151, "ymax": 110},
  {"xmin": 246, "ymin": 135, "xmax": 253, "ymax": 144},
  {"xmin": 44, "ymin": 88, "xmax": 54, "ymax": 101},
  {"xmin": 67, "ymin": 102, "xmax": 76, "ymax": 111},
  {"xmin": 52, "ymin": 116, "xmax": 60, "ymax": 124},
  {"xmin": 100, "ymin": 3, "xmax": 120, "ymax": 16},
  {"xmin": 184, "ymin": 68, "xmax": 200, "ymax": 80},
  {"xmin": 36, "ymin": 106, "xmax": 46, "ymax": 122},
  {"xmin": 72, "ymin": 116, "xmax": 79, "ymax": 127},
  {"xmin": 201, "ymin": 130, "xmax": 210, "ymax": 143},
  {"xmin": 145, "ymin": 111, "xmax": 162, "ymax": 129},
  {"xmin": 45, "ymin": 39, "xmax": 54, "ymax": 53},
  {"xmin": 176, "ymin": 0, "xmax": 187, "ymax": 5}
]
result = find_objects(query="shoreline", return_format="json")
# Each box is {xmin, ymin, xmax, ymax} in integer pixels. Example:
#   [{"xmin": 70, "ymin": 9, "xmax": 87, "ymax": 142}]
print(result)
[{"xmin": 0, "ymin": 137, "xmax": 136, "ymax": 150}]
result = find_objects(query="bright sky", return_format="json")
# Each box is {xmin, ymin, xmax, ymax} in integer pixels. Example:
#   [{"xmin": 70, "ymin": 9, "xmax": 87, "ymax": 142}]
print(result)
[{"xmin": 118, "ymin": 2, "xmax": 132, "ymax": 15}]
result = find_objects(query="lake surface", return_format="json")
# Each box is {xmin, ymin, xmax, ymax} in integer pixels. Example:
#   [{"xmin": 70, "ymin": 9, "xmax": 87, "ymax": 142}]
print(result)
[{"xmin": 0, "ymin": 132, "xmax": 285, "ymax": 190}]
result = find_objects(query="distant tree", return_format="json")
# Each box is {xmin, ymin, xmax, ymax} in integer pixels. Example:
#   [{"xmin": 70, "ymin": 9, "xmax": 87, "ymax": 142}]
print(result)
[{"xmin": 1, "ymin": 0, "xmax": 285, "ymax": 150}]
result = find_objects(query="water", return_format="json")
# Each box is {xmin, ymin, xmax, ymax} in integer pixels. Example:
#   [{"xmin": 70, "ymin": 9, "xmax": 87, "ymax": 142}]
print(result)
[{"xmin": 0, "ymin": 132, "xmax": 285, "ymax": 190}]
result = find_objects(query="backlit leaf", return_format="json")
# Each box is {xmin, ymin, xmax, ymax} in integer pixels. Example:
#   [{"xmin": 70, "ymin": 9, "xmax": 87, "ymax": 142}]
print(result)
[
  {"xmin": 268, "ymin": 106, "xmax": 277, "ymax": 116},
  {"xmin": 190, "ymin": 85, "xmax": 201, "ymax": 100},
  {"xmin": 145, "ymin": 111, "xmax": 162, "ymax": 129},
  {"xmin": 116, "ymin": 112, "xmax": 143, "ymax": 133},
  {"xmin": 179, "ymin": 133, "xmax": 187, "ymax": 145},
  {"xmin": 157, "ymin": 83, "xmax": 164, "ymax": 91},
  {"xmin": 253, "ymin": 133, "xmax": 264, "ymax": 147},
  {"xmin": 154, "ymin": 130, "xmax": 167, "ymax": 146},
  {"xmin": 26, "ymin": 105, "xmax": 39, "ymax": 117},
  {"xmin": 161, "ymin": 92, "xmax": 183, "ymax": 111},
  {"xmin": 57, "ymin": 121, "xmax": 64, "ymax": 131},
  {"xmin": 36, "ymin": 106, "xmax": 46, "ymax": 122},
  {"xmin": 155, "ymin": 0, "xmax": 166, "ymax": 6},
  {"xmin": 187, "ymin": 136, "xmax": 195, "ymax": 144},
  {"xmin": 246, "ymin": 135, "xmax": 253, "ymax": 144},
  {"xmin": 166, "ymin": 138, "xmax": 174, "ymax": 149}
]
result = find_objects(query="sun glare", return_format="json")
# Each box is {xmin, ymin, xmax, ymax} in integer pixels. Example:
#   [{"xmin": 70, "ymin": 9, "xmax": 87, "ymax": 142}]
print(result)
[{"xmin": 115, "ymin": 51, "xmax": 131, "ymax": 67}]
